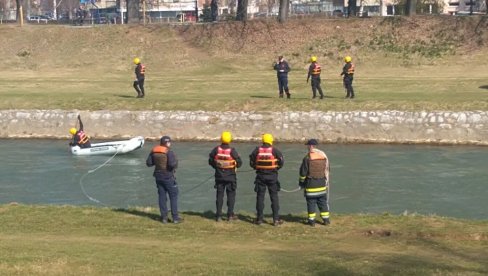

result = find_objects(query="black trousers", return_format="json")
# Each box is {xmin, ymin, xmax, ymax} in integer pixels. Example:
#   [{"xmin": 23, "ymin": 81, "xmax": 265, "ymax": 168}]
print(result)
[
  {"xmin": 344, "ymin": 77, "xmax": 354, "ymax": 98},
  {"xmin": 254, "ymin": 174, "xmax": 280, "ymax": 221},
  {"xmin": 311, "ymin": 77, "xmax": 324, "ymax": 98},
  {"xmin": 277, "ymin": 76, "xmax": 290, "ymax": 96},
  {"xmin": 133, "ymin": 78, "xmax": 145, "ymax": 97},
  {"xmin": 215, "ymin": 180, "xmax": 236, "ymax": 218}
]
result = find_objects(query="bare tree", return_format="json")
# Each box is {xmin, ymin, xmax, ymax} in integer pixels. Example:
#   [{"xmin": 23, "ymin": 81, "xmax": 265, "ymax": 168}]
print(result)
[
  {"xmin": 405, "ymin": 0, "xmax": 416, "ymax": 15},
  {"xmin": 236, "ymin": 0, "xmax": 247, "ymax": 21},
  {"xmin": 127, "ymin": 0, "xmax": 139, "ymax": 23},
  {"xmin": 277, "ymin": 0, "xmax": 288, "ymax": 22},
  {"xmin": 15, "ymin": 0, "xmax": 22, "ymax": 21}
]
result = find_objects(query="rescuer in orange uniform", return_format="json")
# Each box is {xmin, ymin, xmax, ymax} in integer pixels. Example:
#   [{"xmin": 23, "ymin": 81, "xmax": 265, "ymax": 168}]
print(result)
[
  {"xmin": 208, "ymin": 131, "xmax": 243, "ymax": 222},
  {"xmin": 249, "ymin": 133, "xmax": 285, "ymax": 226}
]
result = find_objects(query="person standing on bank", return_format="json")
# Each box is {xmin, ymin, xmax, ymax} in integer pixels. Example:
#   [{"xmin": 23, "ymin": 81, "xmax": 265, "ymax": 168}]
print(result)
[
  {"xmin": 273, "ymin": 55, "xmax": 291, "ymax": 99},
  {"xmin": 341, "ymin": 56, "xmax": 355, "ymax": 99},
  {"xmin": 133, "ymin": 57, "xmax": 146, "ymax": 98},
  {"xmin": 69, "ymin": 114, "xmax": 91, "ymax": 148},
  {"xmin": 208, "ymin": 131, "xmax": 243, "ymax": 222},
  {"xmin": 146, "ymin": 136, "xmax": 181, "ymax": 224},
  {"xmin": 298, "ymin": 139, "xmax": 331, "ymax": 227},
  {"xmin": 249, "ymin": 133, "xmax": 285, "ymax": 226},
  {"xmin": 307, "ymin": 56, "xmax": 324, "ymax": 99}
]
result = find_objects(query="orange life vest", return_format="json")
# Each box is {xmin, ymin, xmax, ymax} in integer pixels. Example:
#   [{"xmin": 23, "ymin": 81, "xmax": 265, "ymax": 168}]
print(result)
[
  {"xmin": 311, "ymin": 63, "xmax": 321, "ymax": 75},
  {"xmin": 76, "ymin": 131, "xmax": 89, "ymax": 145},
  {"xmin": 214, "ymin": 146, "xmax": 237, "ymax": 169},
  {"xmin": 308, "ymin": 150, "xmax": 327, "ymax": 179},
  {"xmin": 152, "ymin": 145, "xmax": 168, "ymax": 172},
  {"xmin": 347, "ymin": 63, "xmax": 355, "ymax": 75},
  {"xmin": 255, "ymin": 146, "xmax": 278, "ymax": 170},
  {"xmin": 140, "ymin": 64, "xmax": 146, "ymax": 75}
]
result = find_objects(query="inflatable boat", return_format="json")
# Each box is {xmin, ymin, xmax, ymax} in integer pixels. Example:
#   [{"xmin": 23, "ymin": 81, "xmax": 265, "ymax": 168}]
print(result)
[{"xmin": 70, "ymin": 136, "xmax": 145, "ymax": 156}]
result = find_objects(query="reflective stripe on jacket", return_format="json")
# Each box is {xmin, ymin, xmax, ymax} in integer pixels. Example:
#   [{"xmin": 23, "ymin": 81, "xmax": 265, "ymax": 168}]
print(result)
[{"xmin": 305, "ymin": 149, "xmax": 328, "ymax": 197}]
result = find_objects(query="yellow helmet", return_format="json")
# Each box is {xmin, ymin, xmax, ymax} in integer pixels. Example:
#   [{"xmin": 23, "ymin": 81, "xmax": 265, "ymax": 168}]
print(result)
[
  {"xmin": 133, "ymin": 57, "xmax": 140, "ymax": 65},
  {"xmin": 344, "ymin": 56, "xmax": 352, "ymax": 63},
  {"xmin": 262, "ymin": 133, "xmax": 274, "ymax": 145},
  {"xmin": 69, "ymin": 128, "xmax": 77, "ymax": 135},
  {"xmin": 221, "ymin": 131, "xmax": 232, "ymax": 144},
  {"xmin": 310, "ymin": 56, "xmax": 317, "ymax": 62}
]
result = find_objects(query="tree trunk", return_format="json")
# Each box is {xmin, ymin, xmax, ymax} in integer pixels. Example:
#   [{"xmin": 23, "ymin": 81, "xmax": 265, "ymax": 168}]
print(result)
[
  {"xmin": 236, "ymin": 0, "xmax": 248, "ymax": 21},
  {"xmin": 405, "ymin": 0, "xmax": 416, "ymax": 16},
  {"xmin": 278, "ymin": 0, "xmax": 287, "ymax": 23},
  {"xmin": 348, "ymin": 0, "xmax": 357, "ymax": 17},
  {"xmin": 127, "ymin": 0, "xmax": 139, "ymax": 24},
  {"xmin": 16, "ymin": 0, "xmax": 23, "ymax": 21}
]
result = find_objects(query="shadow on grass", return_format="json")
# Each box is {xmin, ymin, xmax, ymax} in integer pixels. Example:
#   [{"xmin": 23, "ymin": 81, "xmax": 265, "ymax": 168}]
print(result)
[
  {"xmin": 115, "ymin": 94, "xmax": 137, "ymax": 98},
  {"xmin": 113, "ymin": 208, "xmax": 311, "ymax": 227},
  {"xmin": 250, "ymin": 95, "xmax": 273, "ymax": 98},
  {"xmin": 112, "ymin": 208, "xmax": 160, "ymax": 222},
  {"xmin": 479, "ymin": 85, "xmax": 488, "ymax": 90}
]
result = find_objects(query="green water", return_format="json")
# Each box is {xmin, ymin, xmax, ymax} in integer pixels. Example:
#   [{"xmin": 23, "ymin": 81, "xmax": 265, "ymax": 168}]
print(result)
[{"xmin": 0, "ymin": 139, "xmax": 486, "ymax": 219}]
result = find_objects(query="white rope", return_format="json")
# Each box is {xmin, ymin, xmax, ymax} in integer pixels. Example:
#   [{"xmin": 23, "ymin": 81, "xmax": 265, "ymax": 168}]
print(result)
[
  {"xmin": 281, "ymin": 187, "xmax": 301, "ymax": 193},
  {"xmin": 78, "ymin": 145, "xmax": 122, "ymax": 206}
]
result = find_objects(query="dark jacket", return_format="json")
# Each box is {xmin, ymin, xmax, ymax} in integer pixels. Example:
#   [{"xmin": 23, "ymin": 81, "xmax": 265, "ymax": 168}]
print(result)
[
  {"xmin": 208, "ymin": 144, "xmax": 243, "ymax": 182},
  {"xmin": 146, "ymin": 146, "xmax": 178, "ymax": 181},
  {"xmin": 135, "ymin": 64, "xmax": 145, "ymax": 80},
  {"xmin": 249, "ymin": 143, "xmax": 284, "ymax": 176},
  {"xmin": 273, "ymin": 61, "xmax": 290, "ymax": 78},
  {"xmin": 341, "ymin": 63, "xmax": 354, "ymax": 79}
]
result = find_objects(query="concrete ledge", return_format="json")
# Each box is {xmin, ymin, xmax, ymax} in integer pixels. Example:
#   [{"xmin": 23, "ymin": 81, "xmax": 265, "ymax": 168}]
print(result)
[{"xmin": 1, "ymin": 110, "xmax": 487, "ymax": 145}]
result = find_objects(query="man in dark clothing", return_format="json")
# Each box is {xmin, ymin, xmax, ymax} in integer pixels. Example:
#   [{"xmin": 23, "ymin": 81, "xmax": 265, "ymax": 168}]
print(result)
[
  {"xmin": 208, "ymin": 131, "xmax": 243, "ymax": 222},
  {"xmin": 69, "ymin": 115, "xmax": 91, "ymax": 148},
  {"xmin": 307, "ymin": 56, "xmax": 324, "ymax": 99},
  {"xmin": 273, "ymin": 55, "xmax": 291, "ymax": 99},
  {"xmin": 133, "ymin": 57, "xmax": 146, "ymax": 98},
  {"xmin": 299, "ymin": 139, "xmax": 330, "ymax": 227},
  {"xmin": 146, "ymin": 136, "xmax": 181, "ymax": 224},
  {"xmin": 341, "ymin": 56, "xmax": 355, "ymax": 99},
  {"xmin": 249, "ymin": 133, "xmax": 285, "ymax": 226}
]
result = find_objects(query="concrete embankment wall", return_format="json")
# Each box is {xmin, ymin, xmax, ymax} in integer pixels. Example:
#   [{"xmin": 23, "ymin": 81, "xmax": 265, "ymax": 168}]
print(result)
[{"xmin": 1, "ymin": 110, "xmax": 487, "ymax": 145}]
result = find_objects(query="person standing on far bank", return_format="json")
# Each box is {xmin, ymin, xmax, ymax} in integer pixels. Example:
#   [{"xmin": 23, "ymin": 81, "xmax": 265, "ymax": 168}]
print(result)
[
  {"xmin": 133, "ymin": 57, "xmax": 146, "ymax": 98},
  {"xmin": 341, "ymin": 56, "xmax": 355, "ymax": 99},
  {"xmin": 249, "ymin": 133, "xmax": 285, "ymax": 226},
  {"xmin": 273, "ymin": 55, "xmax": 291, "ymax": 99},
  {"xmin": 146, "ymin": 136, "xmax": 181, "ymax": 224},
  {"xmin": 208, "ymin": 131, "xmax": 243, "ymax": 222},
  {"xmin": 298, "ymin": 139, "xmax": 331, "ymax": 227},
  {"xmin": 307, "ymin": 56, "xmax": 324, "ymax": 99}
]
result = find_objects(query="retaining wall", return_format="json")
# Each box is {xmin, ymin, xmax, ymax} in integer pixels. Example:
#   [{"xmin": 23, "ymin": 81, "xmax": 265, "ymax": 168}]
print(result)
[{"xmin": 1, "ymin": 110, "xmax": 487, "ymax": 145}]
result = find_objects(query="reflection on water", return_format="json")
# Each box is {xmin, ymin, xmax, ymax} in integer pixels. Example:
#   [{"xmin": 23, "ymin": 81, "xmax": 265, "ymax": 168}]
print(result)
[{"xmin": 0, "ymin": 139, "xmax": 487, "ymax": 220}]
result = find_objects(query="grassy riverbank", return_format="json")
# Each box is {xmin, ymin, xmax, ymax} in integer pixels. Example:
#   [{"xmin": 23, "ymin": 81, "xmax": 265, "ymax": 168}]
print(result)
[
  {"xmin": 1, "ymin": 17, "xmax": 488, "ymax": 112},
  {"xmin": 1, "ymin": 204, "xmax": 487, "ymax": 275}
]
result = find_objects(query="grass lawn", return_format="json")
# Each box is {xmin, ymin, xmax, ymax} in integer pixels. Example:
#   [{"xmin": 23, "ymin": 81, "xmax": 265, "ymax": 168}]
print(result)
[{"xmin": 0, "ymin": 204, "xmax": 487, "ymax": 275}]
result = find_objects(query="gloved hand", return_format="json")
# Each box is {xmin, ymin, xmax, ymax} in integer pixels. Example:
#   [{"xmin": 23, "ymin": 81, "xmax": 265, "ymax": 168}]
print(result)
[{"xmin": 298, "ymin": 182, "xmax": 304, "ymax": 190}]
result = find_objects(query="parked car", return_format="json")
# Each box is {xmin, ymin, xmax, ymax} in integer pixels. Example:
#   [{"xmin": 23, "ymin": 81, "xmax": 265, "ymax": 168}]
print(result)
[
  {"xmin": 332, "ymin": 9, "xmax": 344, "ymax": 17},
  {"xmin": 27, "ymin": 16, "xmax": 48, "ymax": 23}
]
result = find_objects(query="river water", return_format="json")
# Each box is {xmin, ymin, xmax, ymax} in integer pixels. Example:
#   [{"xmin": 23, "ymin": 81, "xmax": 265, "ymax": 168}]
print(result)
[{"xmin": 0, "ymin": 139, "xmax": 486, "ymax": 220}]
